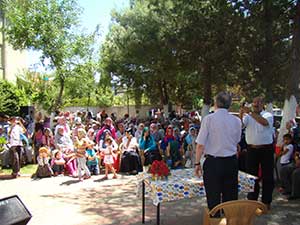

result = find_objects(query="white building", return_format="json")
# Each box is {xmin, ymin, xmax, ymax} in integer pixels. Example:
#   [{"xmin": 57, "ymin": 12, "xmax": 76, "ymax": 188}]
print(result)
[{"xmin": 0, "ymin": 8, "xmax": 27, "ymax": 83}]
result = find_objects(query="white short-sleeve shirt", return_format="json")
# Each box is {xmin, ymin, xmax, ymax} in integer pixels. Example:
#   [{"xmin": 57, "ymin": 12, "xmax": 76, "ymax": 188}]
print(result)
[
  {"xmin": 243, "ymin": 111, "xmax": 274, "ymax": 145},
  {"xmin": 280, "ymin": 144, "xmax": 294, "ymax": 164},
  {"xmin": 196, "ymin": 109, "xmax": 242, "ymax": 157}
]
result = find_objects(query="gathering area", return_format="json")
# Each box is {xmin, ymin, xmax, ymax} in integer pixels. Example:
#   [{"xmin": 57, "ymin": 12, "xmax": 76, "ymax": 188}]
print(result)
[{"xmin": 1, "ymin": 0, "xmax": 300, "ymax": 224}]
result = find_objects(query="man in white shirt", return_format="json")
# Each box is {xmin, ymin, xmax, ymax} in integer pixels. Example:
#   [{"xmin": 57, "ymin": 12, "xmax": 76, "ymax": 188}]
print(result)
[
  {"xmin": 240, "ymin": 96, "xmax": 274, "ymax": 210},
  {"xmin": 195, "ymin": 92, "xmax": 242, "ymax": 211},
  {"xmin": 9, "ymin": 117, "xmax": 24, "ymax": 178}
]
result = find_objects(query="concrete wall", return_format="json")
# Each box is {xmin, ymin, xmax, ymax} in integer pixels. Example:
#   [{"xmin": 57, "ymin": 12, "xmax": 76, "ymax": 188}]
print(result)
[{"xmin": 63, "ymin": 105, "xmax": 154, "ymax": 119}]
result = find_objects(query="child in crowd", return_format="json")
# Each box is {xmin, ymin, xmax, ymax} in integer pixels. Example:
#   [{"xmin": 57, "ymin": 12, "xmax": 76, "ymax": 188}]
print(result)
[
  {"xmin": 280, "ymin": 133, "xmax": 294, "ymax": 167},
  {"xmin": 279, "ymin": 133, "xmax": 295, "ymax": 192},
  {"xmin": 74, "ymin": 128, "xmax": 91, "ymax": 181},
  {"xmin": 35, "ymin": 147, "xmax": 53, "ymax": 178},
  {"xmin": 42, "ymin": 128, "xmax": 55, "ymax": 150},
  {"xmin": 86, "ymin": 143, "xmax": 100, "ymax": 175},
  {"xmin": 51, "ymin": 150, "xmax": 65, "ymax": 176},
  {"xmin": 100, "ymin": 136, "xmax": 117, "ymax": 179}
]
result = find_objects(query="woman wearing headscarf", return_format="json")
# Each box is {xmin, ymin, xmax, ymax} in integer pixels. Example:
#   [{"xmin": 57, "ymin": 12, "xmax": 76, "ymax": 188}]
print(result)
[
  {"xmin": 119, "ymin": 128, "xmax": 142, "ymax": 174},
  {"xmin": 95, "ymin": 117, "xmax": 116, "ymax": 144},
  {"xmin": 139, "ymin": 127, "xmax": 161, "ymax": 166},
  {"xmin": 184, "ymin": 126, "xmax": 197, "ymax": 168}
]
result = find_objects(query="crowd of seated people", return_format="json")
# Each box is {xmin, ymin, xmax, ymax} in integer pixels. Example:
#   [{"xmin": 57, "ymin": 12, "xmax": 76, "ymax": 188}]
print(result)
[
  {"xmin": 0, "ymin": 110, "xmax": 201, "ymax": 180},
  {"xmin": 2, "ymin": 107, "xmax": 300, "ymax": 200}
]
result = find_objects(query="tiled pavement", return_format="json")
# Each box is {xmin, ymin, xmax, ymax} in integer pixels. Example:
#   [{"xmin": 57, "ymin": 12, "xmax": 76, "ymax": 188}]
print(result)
[{"xmin": 1, "ymin": 174, "xmax": 300, "ymax": 225}]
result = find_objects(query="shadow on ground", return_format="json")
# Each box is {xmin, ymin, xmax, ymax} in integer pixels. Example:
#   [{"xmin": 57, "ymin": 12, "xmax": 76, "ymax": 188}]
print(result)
[
  {"xmin": 40, "ymin": 179, "xmax": 300, "ymax": 225},
  {"xmin": 0, "ymin": 174, "xmax": 15, "ymax": 180}
]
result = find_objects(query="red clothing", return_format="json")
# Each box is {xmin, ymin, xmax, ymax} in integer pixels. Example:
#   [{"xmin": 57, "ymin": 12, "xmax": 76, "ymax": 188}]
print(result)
[{"xmin": 95, "ymin": 125, "xmax": 117, "ymax": 143}]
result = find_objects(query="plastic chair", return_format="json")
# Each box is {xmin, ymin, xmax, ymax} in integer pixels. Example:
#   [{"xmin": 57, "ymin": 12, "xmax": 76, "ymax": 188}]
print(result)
[{"xmin": 203, "ymin": 200, "xmax": 267, "ymax": 225}]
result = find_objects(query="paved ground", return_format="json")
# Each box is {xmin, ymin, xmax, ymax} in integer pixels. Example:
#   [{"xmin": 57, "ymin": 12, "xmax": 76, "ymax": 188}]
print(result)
[{"xmin": 1, "ymin": 173, "xmax": 300, "ymax": 225}]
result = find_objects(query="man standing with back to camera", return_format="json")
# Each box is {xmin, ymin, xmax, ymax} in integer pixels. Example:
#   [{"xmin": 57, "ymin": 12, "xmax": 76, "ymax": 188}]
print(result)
[
  {"xmin": 194, "ymin": 91, "xmax": 242, "ymax": 210},
  {"xmin": 240, "ymin": 96, "xmax": 274, "ymax": 210}
]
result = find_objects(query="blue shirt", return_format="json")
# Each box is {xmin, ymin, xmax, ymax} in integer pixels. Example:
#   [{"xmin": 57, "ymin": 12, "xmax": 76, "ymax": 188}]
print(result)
[
  {"xmin": 139, "ymin": 135, "xmax": 157, "ymax": 152},
  {"xmin": 86, "ymin": 149, "xmax": 98, "ymax": 166}
]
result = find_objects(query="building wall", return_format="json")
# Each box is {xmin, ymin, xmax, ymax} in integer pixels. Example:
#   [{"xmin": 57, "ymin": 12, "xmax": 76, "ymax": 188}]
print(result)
[
  {"xmin": 0, "ymin": 8, "xmax": 4, "ymax": 79},
  {"xmin": 0, "ymin": 8, "xmax": 27, "ymax": 82},
  {"xmin": 5, "ymin": 44, "xmax": 27, "ymax": 82}
]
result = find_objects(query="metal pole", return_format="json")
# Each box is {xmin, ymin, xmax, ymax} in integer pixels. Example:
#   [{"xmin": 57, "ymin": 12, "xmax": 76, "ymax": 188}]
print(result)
[
  {"xmin": 142, "ymin": 180, "xmax": 145, "ymax": 224},
  {"xmin": 157, "ymin": 203, "xmax": 160, "ymax": 225}
]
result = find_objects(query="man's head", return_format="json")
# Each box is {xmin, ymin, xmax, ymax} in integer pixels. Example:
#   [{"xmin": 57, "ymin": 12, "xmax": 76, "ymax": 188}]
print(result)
[
  {"xmin": 252, "ymin": 96, "xmax": 264, "ymax": 113},
  {"xmin": 214, "ymin": 91, "xmax": 232, "ymax": 109}
]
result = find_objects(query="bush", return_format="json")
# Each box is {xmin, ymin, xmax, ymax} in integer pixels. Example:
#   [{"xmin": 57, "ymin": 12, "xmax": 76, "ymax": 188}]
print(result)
[{"xmin": 0, "ymin": 80, "xmax": 27, "ymax": 116}]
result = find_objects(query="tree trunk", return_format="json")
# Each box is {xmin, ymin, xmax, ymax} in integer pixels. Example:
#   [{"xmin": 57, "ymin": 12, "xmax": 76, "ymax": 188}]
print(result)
[
  {"xmin": 262, "ymin": 0, "xmax": 274, "ymax": 103},
  {"xmin": 277, "ymin": 1, "xmax": 300, "ymax": 146},
  {"xmin": 201, "ymin": 65, "xmax": 212, "ymax": 118},
  {"xmin": 288, "ymin": 0, "xmax": 300, "ymax": 100},
  {"xmin": 53, "ymin": 77, "xmax": 65, "ymax": 111},
  {"xmin": 158, "ymin": 79, "xmax": 169, "ymax": 108}
]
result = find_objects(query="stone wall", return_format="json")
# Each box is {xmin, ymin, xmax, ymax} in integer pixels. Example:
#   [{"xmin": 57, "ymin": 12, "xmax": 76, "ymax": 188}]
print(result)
[{"xmin": 63, "ymin": 105, "xmax": 153, "ymax": 119}]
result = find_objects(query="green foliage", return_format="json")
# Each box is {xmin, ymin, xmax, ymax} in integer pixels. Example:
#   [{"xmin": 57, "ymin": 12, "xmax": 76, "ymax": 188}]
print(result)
[
  {"xmin": 2, "ymin": 0, "xmax": 298, "ymax": 110},
  {"xmin": 0, "ymin": 136, "xmax": 7, "ymax": 152},
  {"xmin": 2, "ymin": 0, "xmax": 102, "ymax": 110},
  {"xmin": 100, "ymin": 0, "xmax": 297, "ymax": 108},
  {"xmin": 16, "ymin": 70, "xmax": 58, "ymax": 112},
  {"xmin": 0, "ymin": 80, "xmax": 24, "ymax": 116}
]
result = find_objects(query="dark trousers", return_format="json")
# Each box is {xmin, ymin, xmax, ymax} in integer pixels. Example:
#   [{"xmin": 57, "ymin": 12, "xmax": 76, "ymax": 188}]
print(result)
[
  {"xmin": 203, "ymin": 155, "xmax": 238, "ymax": 210},
  {"xmin": 10, "ymin": 146, "xmax": 23, "ymax": 174},
  {"xmin": 280, "ymin": 165, "xmax": 300, "ymax": 197},
  {"xmin": 246, "ymin": 146, "xmax": 274, "ymax": 204}
]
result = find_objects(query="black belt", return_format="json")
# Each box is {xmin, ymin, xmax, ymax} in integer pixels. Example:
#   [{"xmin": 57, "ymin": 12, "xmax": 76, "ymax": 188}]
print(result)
[
  {"xmin": 248, "ymin": 144, "xmax": 273, "ymax": 149},
  {"xmin": 205, "ymin": 154, "xmax": 236, "ymax": 159},
  {"xmin": 281, "ymin": 162, "xmax": 291, "ymax": 166}
]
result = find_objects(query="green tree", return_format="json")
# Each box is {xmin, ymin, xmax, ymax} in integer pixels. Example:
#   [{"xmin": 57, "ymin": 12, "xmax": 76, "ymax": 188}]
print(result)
[
  {"xmin": 101, "ymin": 0, "xmax": 245, "ymax": 113},
  {"xmin": 0, "ymin": 80, "xmax": 26, "ymax": 116},
  {"xmin": 16, "ymin": 70, "xmax": 57, "ymax": 112},
  {"xmin": 2, "ymin": 0, "xmax": 99, "ymax": 110},
  {"xmin": 231, "ymin": 0, "xmax": 291, "ymax": 103}
]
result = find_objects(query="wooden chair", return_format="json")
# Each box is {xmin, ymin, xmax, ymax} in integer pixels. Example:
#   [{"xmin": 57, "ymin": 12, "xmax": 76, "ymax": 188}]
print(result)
[{"xmin": 203, "ymin": 200, "xmax": 267, "ymax": 225}]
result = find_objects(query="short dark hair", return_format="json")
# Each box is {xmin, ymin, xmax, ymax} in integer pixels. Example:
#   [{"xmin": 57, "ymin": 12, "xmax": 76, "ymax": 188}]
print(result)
[
  {"xmin": 283, "ymin": 133, "xmax": 292, "ymax": 140},
  {"xmin": 215, "ymin": 91, "xmax": 232, "ymax": 109}
]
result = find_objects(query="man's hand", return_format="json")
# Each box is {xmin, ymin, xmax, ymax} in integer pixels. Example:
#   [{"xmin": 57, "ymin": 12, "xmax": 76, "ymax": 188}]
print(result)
[{"xmin": 194, "ymin": 164, "xmax": 202, "ymax": 177}]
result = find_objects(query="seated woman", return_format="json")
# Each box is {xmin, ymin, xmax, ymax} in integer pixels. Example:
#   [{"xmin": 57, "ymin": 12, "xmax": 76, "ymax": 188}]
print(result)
[
  {"xmin": 184, "ymin": 127, "xmax": 197, "ymax": 168},
  {"xmin": 139, "ymin": 127, "xmax": 161, "ymax": 167},
  {"xmin": 280, "ymin": 152, "xmax": 300, "ymax": 200},
  {"xmin": 54, "ymin": 125, "xmax": 77, "ymax": 177},
  {"xmin": 166, "ymin": 139, "xmax": 183, "ymax": 169},
  {"xmin": 120, "ymin": 128, "xmax": 142, "ymax": 175},
  {"xmin": 160, "ymin": 125, "xmax": 176, "ymax": 157}
]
